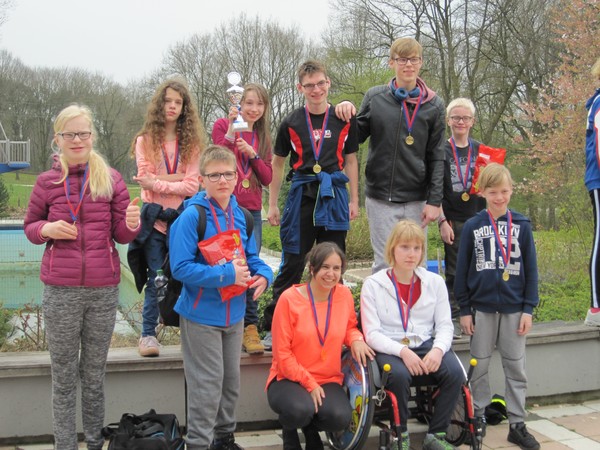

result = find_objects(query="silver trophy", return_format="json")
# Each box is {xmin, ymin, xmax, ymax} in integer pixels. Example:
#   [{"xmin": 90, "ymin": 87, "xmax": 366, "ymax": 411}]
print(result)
[{"xmin": 226, "ymin": 71, "xmax": 249, "ymax": 132}]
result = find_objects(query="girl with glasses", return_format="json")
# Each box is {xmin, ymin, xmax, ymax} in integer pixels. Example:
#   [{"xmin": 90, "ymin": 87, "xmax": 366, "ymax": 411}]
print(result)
[{"xmin": 24, "ymin": 104, "xmax": 141, "ymax": 449}]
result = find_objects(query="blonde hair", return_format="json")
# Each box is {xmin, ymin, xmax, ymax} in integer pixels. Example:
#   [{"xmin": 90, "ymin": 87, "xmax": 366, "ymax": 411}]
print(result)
[
  {"xmin": 384, "ymin": 220, "xmax": 426, "ymax": 267},
  {"xmin": 592, "ymin": 57, "xmax": 600, "ymax": 80},
  {"xmin": 478, "ymin": 163, "xmax": 513, "ymax": 191},
  {"xmin": 53, "ymin": 104, "xmax": 114, "ymax": 200},
  {"xmin": 200, "ymin": 145, "xmax": 236, "ymax": 174},
  {"xmin": 390, "ymin": 37, "xmax": 423, "ymax": 59},
  {"xmin": 446, "ymin": 98, "xmax": 476, "ymax": 117}
]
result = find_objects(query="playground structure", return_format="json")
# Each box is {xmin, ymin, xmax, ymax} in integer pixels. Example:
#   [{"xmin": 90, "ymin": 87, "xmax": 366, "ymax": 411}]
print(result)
[{"xmin": 0, "ymin": 120, "xmax": 30, "ymax": 174}]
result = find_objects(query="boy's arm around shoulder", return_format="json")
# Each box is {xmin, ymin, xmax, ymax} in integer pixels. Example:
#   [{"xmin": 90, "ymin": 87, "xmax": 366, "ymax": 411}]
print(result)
[{"xmin": 169, "ymin": 207, "xmax": 237, "ymax": 289}]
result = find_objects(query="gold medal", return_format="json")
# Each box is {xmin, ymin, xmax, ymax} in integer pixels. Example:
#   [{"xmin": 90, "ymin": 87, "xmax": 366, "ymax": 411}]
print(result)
[
  {"xmin": 405, "ymin": 135, "xmax": 414, "ymax": 145},
  {"xmin": 241, "ymin": 179, "xmax": 250, "ymax": 189},
  {"xmin": 313, "ymin": 163, "xmax": 322, "ymax": 174},
  {"xmin": 502, "ymin": 270, "xmax": 510, "ymax": 281},
  {"xmin": 321, "ymin": 349, "xmax": 327, "ymax": 361},
  {"xmin": 401, "ymin": 337, "xmax": 410, "ymax": 345},
  {"xmin": 461, "ymin": 192, "xmax": 470, "ymax": 202}
]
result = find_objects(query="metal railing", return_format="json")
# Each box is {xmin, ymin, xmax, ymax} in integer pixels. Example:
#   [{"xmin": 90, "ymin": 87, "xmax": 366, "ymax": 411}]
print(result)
[{"xmin": 0, "ymin": 139, "xmax": 31, "ymax": 165}]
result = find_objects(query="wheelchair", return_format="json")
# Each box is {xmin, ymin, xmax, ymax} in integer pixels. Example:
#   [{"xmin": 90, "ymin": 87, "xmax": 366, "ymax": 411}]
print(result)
[{"xmin": 326, "ymin": 350, "xmax": 483, "ymax": 450}]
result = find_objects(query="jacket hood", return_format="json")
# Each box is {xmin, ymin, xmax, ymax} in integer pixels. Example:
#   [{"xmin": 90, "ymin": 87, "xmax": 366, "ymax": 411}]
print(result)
[
  {"xmin": 368, "ymin": 266, "xmax": 431, "ymax": 292},
  {"xmin": 183, "ymin": 190, "xmax": 239, "ymax": 210}
]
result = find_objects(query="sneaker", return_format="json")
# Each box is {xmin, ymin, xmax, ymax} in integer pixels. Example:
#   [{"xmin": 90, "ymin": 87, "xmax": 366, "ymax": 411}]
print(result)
[
  {"xmin": 453, "ymin": 321, "xmax": 463, "ymax": 339},
  {"xmin": 242, "ymin": 325, "xmax": 265, "ymax": 354},
  {"xmin": 507, "ymin": 423, "xmax": 540, "ymax": 450},
  {"xmin": 209, "ymin": 433, "xmax": 244, "ymax": 450},
  {"xmin": 262, "ymin": 331, "xmax": 272, "ymax": 351},
  {"xmin": 138, "ymin": 336, "xmax": 159, "ymax": 357},
  {"xmin": 475, "ymin": 416, "xmax": 487, "ymax": 438},
  {"xmin": 584, "ymin": 308, "xmax": 600, "ymax": 326},
  {"xmin": 423, "ymin": 433, "xmax": 457, "ymax": 450},
  {"xmin": 390, "ymin": 431, "xmax": 409, "ymax": 450}
]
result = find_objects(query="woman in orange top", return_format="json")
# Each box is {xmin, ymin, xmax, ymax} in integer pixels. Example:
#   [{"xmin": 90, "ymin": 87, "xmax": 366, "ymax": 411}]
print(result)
[{"xmin": 266, "ymin": 242, "xmax": 374, "ymax": 450}]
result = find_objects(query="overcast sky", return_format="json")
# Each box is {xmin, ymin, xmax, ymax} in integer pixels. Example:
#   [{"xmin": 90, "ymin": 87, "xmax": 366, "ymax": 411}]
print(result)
[{"xmin": 0, "ymin": 0, "xmax": 330, "ymax": 85}]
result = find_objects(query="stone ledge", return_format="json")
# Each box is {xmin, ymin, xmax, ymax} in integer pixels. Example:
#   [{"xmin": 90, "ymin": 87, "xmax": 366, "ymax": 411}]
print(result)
[{"xmin": 2, "ymin": 321, "xmax": 596, "ymax": 378}]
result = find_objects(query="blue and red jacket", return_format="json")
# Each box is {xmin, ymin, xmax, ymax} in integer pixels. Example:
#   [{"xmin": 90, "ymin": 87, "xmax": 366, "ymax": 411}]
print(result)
[
  {"xmin": 170, "ymin": 191, "xmax": 273, "ymax": 327},
  {"xmin": 584, "ymin": 88, "xmax": 600, "ymax": 191}
]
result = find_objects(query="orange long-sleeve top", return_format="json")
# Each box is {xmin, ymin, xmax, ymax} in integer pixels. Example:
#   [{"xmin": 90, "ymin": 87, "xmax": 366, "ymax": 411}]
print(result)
[{"xmin": 266, "ymin": 283, "xmax": 365, "ymax": 393}]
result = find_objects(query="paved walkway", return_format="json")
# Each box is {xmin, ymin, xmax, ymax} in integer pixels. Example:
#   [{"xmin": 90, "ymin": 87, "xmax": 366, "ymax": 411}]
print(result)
[{"xmin": 3, "ymin": 401, "xmax": 599, "ymax": 450}]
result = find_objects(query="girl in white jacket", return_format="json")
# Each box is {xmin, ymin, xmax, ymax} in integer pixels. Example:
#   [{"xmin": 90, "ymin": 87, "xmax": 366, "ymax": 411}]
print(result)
[{"xmin": 360, "ymin": 219, "xmax": 464, "ymax": 450}]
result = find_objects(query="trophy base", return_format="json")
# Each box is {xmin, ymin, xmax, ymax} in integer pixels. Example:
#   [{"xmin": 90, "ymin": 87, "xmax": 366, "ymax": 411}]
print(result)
[{"xmin": 233, "ymin": 120, "xmax": 250, "ymax": 132}]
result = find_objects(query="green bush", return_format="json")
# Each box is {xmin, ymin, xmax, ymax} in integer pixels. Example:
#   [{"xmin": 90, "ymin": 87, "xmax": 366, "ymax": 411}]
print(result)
[
  {"xmin": 0, "ymin": 176, "xmax": 9, "ymax": 217},
  {"xmin": 0, "ymin": 303, "xmax": 13, "ymax": 350}
]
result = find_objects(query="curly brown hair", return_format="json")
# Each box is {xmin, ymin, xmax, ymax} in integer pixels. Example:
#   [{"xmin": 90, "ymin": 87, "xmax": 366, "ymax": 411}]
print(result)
[{"xmin": 131, "ymin": 77, "xmax": 206, "ymax": 165}]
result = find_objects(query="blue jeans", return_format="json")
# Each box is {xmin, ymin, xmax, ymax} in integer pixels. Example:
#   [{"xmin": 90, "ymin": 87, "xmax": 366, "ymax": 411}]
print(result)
[
  {"xmin": 244, "ymin": 210, "xmax": 263, "ymax": 327},
  {"xmin": 142, "ymin": 228, "xmax": 167, "ymax": 337}
]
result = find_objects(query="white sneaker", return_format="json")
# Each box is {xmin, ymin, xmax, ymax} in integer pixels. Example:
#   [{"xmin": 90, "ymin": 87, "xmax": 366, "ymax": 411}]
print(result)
[
  {"xmin": 584, "ymin": 309, "xmax": 600, "ymax": 327},
  {"xmin": 262, "ymin": 331, "xmax": 272, "ymax": 351},
  {"xmin": 139, "ymin": 336, "xmax": 160, "ymax": 357}
]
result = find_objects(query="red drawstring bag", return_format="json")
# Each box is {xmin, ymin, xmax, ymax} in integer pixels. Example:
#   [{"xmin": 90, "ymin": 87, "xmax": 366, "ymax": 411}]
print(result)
[
  {"xmin": 470, "ymin": 144, "xmax": 507, "ymax": 195},
  {"xmin": 198, "ymin": 229, "xmax": 252, "ymax": 301}
]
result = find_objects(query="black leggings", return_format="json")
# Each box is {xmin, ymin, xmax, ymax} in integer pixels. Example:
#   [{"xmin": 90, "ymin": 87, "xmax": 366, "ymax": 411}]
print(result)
[{"xmin": 267, "ymin": 379, "xmax": 352, "ymax": 431}]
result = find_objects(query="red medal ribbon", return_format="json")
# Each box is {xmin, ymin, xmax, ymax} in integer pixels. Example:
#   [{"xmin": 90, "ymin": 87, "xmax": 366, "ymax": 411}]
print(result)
[
  {"xmin": 402, "ymin": 93, "xmax": 423, "ymax": 137},
  {"xmin": 388, "ymin": 270, "xmax": 416, "ymax": 334},
  {"xmin": 449, "ymin": 137, "xmax": 474, "ymax": 192},
  {"xmin": 208, "ymin": 200, "xmax": 234, "ymax": 233},
  {"xmin": 307, "ymin": 282, "xmax": 333, "ymax": 350},
  {"xmin": 63, "ymin": 164, "xmax": 89, "ymax": 224},
  {"xmin": 162, "ymin": 139, "xmax": 179, "ymax": 174},
  {"xmin": 487, "ymin": 209, "xmax": 513, "ymax": 271},
  {"xmin": 304, "ymin": 105, "xmax": 330, "ymax": 165},
  {"xmin": 237, "ymin": 131, "xmax": 256, "ymax": 180}
]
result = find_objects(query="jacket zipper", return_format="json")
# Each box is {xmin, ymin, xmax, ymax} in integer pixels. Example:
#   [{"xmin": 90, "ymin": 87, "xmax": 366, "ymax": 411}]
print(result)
[
  {"xmin": 193, "ymin": 288, "xmax": 203, "ymax": 309},
  {"xmin": 389, "ymin": 105, "xmax": 404, "ymax": 201},
  {"xmin": 107, "ymin": 238, "xmax": 116, "ymax": 278}
]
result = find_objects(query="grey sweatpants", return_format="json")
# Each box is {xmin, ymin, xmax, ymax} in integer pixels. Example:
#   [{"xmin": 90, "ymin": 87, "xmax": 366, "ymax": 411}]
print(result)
[
  {"xmin": 366, "ymin": 196, "xmax": 426, "ymax": 273},
  {"xmin": 180, "ymin": 317, "xmax": 243, "ymax": 450},
  {"xmin": 43, "ymin": 284, "xmax": 118, "ymax": 450},
  {"xmin": 469, "ymin": 311, "xmax": 528, "ymax": 423}
]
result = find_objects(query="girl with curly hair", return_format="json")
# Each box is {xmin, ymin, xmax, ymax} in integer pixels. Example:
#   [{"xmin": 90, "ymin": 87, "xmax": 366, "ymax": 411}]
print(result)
[{"xmin": 132, "ymin": 77, "xmax": 206, "ymax": 356}]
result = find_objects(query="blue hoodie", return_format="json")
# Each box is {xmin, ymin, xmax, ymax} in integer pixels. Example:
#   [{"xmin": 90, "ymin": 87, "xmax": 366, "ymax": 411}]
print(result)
[
  {"xmin": 169, "ymin": 191, "xmax": 273, "ymax": 327},
  {"xmin": 584, "ymin": 88, "xmax": 600, "ymax": 191},
  {"xmin": 454, "ymin": 209, "xmax": 539, "ymax": 316}
]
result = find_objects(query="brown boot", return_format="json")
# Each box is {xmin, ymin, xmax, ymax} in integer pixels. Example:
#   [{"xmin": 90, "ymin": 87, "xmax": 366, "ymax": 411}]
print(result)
[{"xmin": 242, "ymin": 324, "xmax": 264, "ymax": 354}]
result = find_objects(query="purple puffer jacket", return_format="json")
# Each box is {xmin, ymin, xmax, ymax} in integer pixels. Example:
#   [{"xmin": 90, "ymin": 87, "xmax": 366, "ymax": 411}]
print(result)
[{"xmin": 24, "ymin": 161, "xmax": 139, "ymax": 287}]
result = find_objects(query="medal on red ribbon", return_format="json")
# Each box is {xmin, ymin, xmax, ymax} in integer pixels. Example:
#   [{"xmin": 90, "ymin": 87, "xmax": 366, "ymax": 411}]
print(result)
[
  {"xmin": 388, "ymin": 270, "xmax": 416, "ymax": 345},
  {"xmin": 238, "ymin": 131, "xmax": 256, "ymax": 190},
  {"xmin": 162, "ymin": 139, "xmax": 179, "ymax": 174},
  {"xmin": 304, "ymin": 105, "xmax": 330, "ymax": 174},
  {"xmin": 487, "ymin": 209, "xmax": 513, "ymax": 281},
  {"xmin": 64, "ymin": 164, "xmax": 90, "ymax": 225},
  {"xmin": 449, "ymin": 137, "xmax": 474, "ymax": 202},
  {"xmin": 307, "ymin": 282, "xmax": 333, "ymax": 361},
  {"xmin": 402, "ymin": 93, "xmax": 423, "ymax": 146}
]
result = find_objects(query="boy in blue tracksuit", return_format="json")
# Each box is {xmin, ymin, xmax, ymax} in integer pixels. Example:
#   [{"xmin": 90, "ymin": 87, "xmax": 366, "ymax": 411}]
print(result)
[
  {"xmin": 455, "ymin": 163, "xmax": 540, "ymax": 450},
  {"xmin": 169, "ymin": 145, "xmax": 273, "ymax": 450}
]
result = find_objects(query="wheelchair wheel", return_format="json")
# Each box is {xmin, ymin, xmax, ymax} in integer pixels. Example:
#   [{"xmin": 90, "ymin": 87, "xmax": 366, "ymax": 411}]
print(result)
[
  {"xmin": 326, "ymin": 350, "xmax": 376, "ymax": 450},
  {"xmin": 445, "ymin": 385, "xmax": 470, "ymax": 446}
]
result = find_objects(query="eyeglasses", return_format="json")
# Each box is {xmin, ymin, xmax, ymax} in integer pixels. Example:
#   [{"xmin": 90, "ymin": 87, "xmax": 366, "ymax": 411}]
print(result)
[
  {"xmin": 449, "ymin": 116, "xmax": 474, "ymax": 123},
  {"xmin": 393, "ymin": 57, "xmax": 422, "ymax": 65},
  {"xmin": 203, "ymin": 171, "xmax": 237, "ymax": 182},
  {"xmin": 57, "ymin": 132, "xmax": 92, "ymax": 141},
  {"xmin": 301, "ymin": 80, "xmax": 328, "ymax": 91}
]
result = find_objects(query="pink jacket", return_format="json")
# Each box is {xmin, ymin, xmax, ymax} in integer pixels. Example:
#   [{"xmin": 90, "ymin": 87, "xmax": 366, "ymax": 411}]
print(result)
[{"xmin": 24, "ymin": 162, "xmax": 139, "ymax": 287}]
